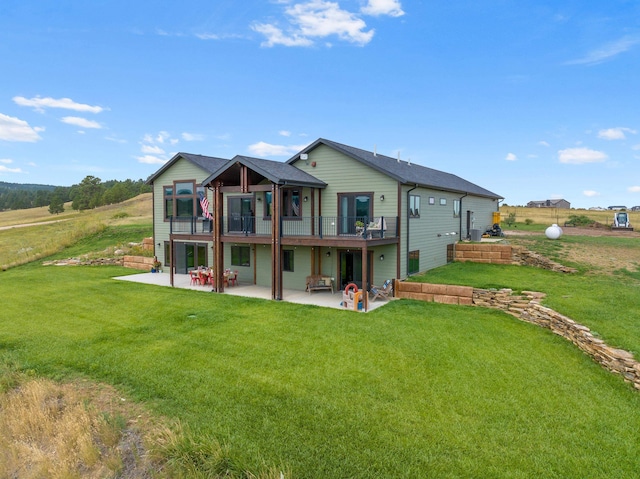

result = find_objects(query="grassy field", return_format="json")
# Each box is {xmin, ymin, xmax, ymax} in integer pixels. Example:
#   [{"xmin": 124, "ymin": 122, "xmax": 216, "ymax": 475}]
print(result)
[
  {"xmin": 499, "ymin": 205, "xmax": 640, "ymax": 227},
  {"xmin": 2, "ymin": 199, "xmax": 640, "ymax": 477},
  {"xmin": 0, "ymin": 194, "xmax": 152, "ymax": 269},
  {"xmin": 2, "ymin": 264, "xmax": 640, "ymax": 478}
]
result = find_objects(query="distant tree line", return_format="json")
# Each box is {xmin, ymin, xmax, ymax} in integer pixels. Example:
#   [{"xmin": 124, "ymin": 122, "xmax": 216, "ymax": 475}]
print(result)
[{"xmin": 0, "ymin": 177, "xmax": 151, "ymax": 214}]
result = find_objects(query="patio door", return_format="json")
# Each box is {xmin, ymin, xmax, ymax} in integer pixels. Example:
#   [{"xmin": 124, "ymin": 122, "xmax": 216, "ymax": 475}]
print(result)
[
  {"xmin": 339, "ymin": 250, "xmax": 373, "ymax": 290},
  {"xmin": 228, "ymin": 196, "xmax": 254, "ymax": 233},
  {"xmin": 338, "ymin": 193, "xmax": 372, "ymax": 235},
  {"xmin": 174, "ymin": 242, "xmax": 208, "ymax": 273}
]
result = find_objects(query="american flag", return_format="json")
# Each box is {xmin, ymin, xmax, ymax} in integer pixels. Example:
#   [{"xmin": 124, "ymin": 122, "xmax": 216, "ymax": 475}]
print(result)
[{"xmin": 199, "ymin": 192, "xmax": 212, "ymax": 219}]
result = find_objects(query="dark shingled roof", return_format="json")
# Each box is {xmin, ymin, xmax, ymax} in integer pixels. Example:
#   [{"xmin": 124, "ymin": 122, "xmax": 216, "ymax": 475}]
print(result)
[
  {"xmin": 288, "ymin": 138, "xmax": 502, "ymax": 199},
  {"xmin": 203, "ymin": 155, "xmax": 327, "ymax": 188},
  {"xmin": 146, "ymin": 152, "xmax": 230, "ymax": 184}
]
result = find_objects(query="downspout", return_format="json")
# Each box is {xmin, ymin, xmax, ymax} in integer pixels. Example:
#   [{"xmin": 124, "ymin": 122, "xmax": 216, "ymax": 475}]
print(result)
[
  {"xmin": 406, "ymin": 184, "xmax": 418, "ymax": 277},
  {"xmin": 458, "ymin": 192, "xmax": 468, "ymax": 239}
]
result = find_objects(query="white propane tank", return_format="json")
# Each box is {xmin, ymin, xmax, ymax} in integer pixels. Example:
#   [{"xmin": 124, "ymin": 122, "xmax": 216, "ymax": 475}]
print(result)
[{"xmin": 545, "ymin": 223, "xmax": 563, "ymax": 240}]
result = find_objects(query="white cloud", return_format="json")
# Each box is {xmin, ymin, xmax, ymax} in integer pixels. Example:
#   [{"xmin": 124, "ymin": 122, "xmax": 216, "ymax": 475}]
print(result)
[
  {"xmin": 279, "ymin": 130, "xmax": 292, "ymax": 137},
  {"xmin": 61, "ymin": 116, "xmax": 102, "ymax": 129},
  {"xmin": 361, "ymin": 0, "xmax": 404, "ymax": 17},
  {"xmin": 583, "ymin": 190, "xmax": 600, "ymax": 197},
  {"xmin": 628, "ymin": 186, "xmax": 640, "ymax": 193},
  {"xmin": 566, "ymin": 35, "xmax": 640, "ymax": 66},
  {"xmin": 538, "ymin": 140, "xmax": 550, "ymax": 147},
  {"xmin": 13, "ymin": 96, "xmax": 104, "ymax": 113},
  {"xmin": 248, "ymin": 141, "xmax": 309, "ymax": 156},
  {"xmin": 0, "ymin": 158, "xmax": 13, "ymax": 164},
  {"xmin": 632, "ymin": 144, "xmax": 640, "ymax": 150},
  {"xmin": 558, "ymin": 147, "xmax": 608, "ymax": 164},
  {"xmin": 140, "ymin": 144, "xmax": 165, "ymax": 155},
  {"xmin": 253, "ymin": 0, "xmax": 375, "ymax": 47},
  {"xmin": 597, "ymin": 127, "xmax": 637, "ymax": 140},
  {"xmin": 505, "ymin": 152, "xmax": 517, "ymax": 161},
  {"xmin": 0, "ymin": 164, "xmax": 23, "ymax": 173},
  {"xmin": 0, "ymin": 113, "xmax": 43, "ymax": 142},
  {"xmin": 136, "ymin": 155, "xmax": 167, "ymax": 165},
  {"xmin": 182, "ymin": 132, "xmax": 204, "ymax": 141},
  {"xmin": 252, "ymin": 23, "xmax": 314, "ymax": 47}
]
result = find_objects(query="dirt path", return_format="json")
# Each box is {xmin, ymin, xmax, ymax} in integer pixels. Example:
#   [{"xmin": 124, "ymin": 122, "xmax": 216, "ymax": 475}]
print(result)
[{"xmin": 0, "ymin": 219, "xmax": 69, "ymax": 231}]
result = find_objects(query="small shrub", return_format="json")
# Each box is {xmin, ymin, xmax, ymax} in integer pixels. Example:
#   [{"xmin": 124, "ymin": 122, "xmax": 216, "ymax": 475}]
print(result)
[
  {"xmin": 565, "ymin": 214, "xmax": 595, "ymax": 226},
  {"xmin": 505, "ymin": 212, "xmax": 516, "ymax": 226},
  {"xmin": 524, "ymin": 218, "xmax": 533, "ymax": 225},
  {"xmin": 112, "ymin": 212, "xmax": 130, "ymax": 219}
]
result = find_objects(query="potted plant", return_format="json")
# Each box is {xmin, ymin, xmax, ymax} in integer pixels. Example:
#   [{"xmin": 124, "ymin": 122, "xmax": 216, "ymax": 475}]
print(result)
[
  {"xmin": 152, "ymin": 259, "xmax": 161, "ymax": 273},
  {"xmin": 355, "ymin": 220, "xmax": 365, "ymax": 235}
]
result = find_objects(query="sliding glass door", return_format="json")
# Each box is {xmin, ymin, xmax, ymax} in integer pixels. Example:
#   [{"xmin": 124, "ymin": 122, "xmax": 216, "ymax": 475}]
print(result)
[{"xmin": 338, "ymin": 193, "xmax": 372, "ymax": 235}]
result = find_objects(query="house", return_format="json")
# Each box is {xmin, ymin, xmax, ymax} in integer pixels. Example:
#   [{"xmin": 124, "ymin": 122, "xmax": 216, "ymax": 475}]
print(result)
[
  {"xmin": 607, "ymin": 205, "xmax": 627, "ymax": 211},
  {"xmin": 147, "ymin": 138, "xmax": 502, "ymax": 310},
  {"xmin": 526, "ymin": 199, "xmax": 571, "ymax": 209}
]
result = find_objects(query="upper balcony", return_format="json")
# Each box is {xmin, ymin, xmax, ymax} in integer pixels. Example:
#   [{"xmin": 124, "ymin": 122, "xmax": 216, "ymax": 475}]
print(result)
[{"xmin": 170, "ymin": 215, "xmax": 398, "ymax": 240}]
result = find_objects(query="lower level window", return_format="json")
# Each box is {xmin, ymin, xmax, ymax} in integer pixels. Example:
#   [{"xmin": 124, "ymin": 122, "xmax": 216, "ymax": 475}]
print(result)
[
  {"xmin": 231, "ymin": 246, "xmax": 250, "ymax": 266},
  {"xmin": 283, "ymin": 250, "xmax": 294, "ymax": 272},
  {"xmin": 408, "ymin": 250, "xmax": 420, "ymax": 274}
]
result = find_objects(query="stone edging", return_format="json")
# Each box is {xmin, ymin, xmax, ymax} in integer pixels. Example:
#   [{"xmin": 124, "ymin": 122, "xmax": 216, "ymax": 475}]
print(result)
[{"xmin": 396, "ymin": 281, "xmax": 640, "ymax": 390}]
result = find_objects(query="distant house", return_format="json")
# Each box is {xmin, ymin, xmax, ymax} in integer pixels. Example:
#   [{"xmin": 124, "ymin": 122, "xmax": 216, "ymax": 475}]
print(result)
[
  {"xmin": 607, "ymin": 205, "xmax": 627, "ymax": 211},
  {"xmin": 631, "ymin": 206, "xmax": 640, "ymax": 211},
  {"xmin": 526, "ymin": 199, "xmax": 570, "ymax": 209},
  {"xmin": 146, "ymin": 138, "xmax": 502, "ymax": 309}
]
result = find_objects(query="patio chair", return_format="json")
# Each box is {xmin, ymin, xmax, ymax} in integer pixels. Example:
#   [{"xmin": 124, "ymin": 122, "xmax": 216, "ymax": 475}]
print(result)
[
  {"xmin": 189, "ymin": 270, "xmax": 200, "ymax": 286},
  {"xmin": 369, "ymin": 279, "xmax": 393, "ymax": 302},
  {"xmin": 228, "ymin": 271, "xmax": 238, "ymax": 286},
  {"xmin": 366, "ymin": 217, "xmax": 387, "ymax": 238}
]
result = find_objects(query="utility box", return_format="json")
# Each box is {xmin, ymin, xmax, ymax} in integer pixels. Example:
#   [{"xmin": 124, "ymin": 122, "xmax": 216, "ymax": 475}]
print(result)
[
  {"xmin": 492, "ymin": 211, "xmax": 500, "ymax": 224},
  {"xmin": 470, "ymin": 229, "xmax": 482, "ymax": 242}
]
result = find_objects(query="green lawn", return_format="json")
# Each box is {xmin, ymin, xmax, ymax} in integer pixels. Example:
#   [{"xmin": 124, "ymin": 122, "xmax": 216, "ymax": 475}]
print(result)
[{"xmin": 2, "ymin": 262, "xmax": 640, "ymax": 478}]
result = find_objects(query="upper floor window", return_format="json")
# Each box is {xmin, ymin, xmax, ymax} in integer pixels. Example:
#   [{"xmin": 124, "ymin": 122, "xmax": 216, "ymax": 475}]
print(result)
[
  {"xmin": 409, "ymin": 195, "xmax": 420, "ymax": 218},
  {"xmin": 439, "ymin": 198, "xmax": 447, "ymax": 206},
  {"xmin": 282, "ymin": 189, "xmax": 301, "ymax": 218},
  {"xmin": 164, "ymin": 181, "xmax": 205, "ymax": 219},
  {"xmin": 453, "ymin": 199, "xmax": 460, "ymax": 218},
  {"xmin": 263, "ymin": 189, "xmax": 301, "ymax": 219}
]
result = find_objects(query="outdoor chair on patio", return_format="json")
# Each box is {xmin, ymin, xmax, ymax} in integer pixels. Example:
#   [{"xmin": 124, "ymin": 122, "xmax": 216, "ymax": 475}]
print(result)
[
  {"xmin": 228, "ymin": 271, "xmax": 238, "ymax": 286},
  {"xmin": 369, "ymin": 279, "xmax": 393, "ymax": 302},
  {"xmin": 189, "ymin": 270, "xmax": 200, "ymax": 286},
  {"xmin": 366, "ymin": 217, "xmax": 387, "ymax": 238}
]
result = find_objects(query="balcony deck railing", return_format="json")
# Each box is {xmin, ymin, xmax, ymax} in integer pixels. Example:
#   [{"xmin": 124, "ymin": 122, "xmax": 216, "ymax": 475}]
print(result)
[
  {"xmin": 170, "ymin": 216, "xmax": 213, "ymax": 235},
  {"xmin": 171, "ymin": 216, "xmax": 399, "ymax": 239}
]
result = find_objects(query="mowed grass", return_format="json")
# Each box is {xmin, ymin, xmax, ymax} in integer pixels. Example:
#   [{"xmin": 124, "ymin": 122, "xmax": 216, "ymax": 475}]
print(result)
[{"xmin": 2, "ymin": 263, "xmax": 640, "ymax": 477}]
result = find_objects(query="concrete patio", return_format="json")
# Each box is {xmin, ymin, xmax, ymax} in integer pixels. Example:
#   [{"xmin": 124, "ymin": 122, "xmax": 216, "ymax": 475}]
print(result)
[{"xmin": 113, "ymin": 272, "xmax": 391, "ymax": 312}]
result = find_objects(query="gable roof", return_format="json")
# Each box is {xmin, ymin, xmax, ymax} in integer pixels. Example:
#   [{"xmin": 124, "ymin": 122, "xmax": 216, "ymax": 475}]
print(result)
[
  {"xmin": 203, "ymin": 155, "xmax": 327, "ymax": 188},
  {"xmin": 145, "ymin": 152, "xmax": 230, "ymax": 184},
  {"xmin": 288, "ymin": 138, "xmax": 502, "ymax": 199}
]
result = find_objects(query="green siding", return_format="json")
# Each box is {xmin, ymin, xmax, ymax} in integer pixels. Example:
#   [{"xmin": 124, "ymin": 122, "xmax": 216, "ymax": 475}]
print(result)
[
  {"xmin": 294, "ymin": 144, "xmax": 398, "ymax": 219},
  {"xmin": 151, "ymin": 158, "xmax": 214, "ymax": 265}
]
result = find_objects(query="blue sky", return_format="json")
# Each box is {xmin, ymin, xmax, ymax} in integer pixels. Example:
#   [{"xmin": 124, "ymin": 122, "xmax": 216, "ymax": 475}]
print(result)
[{"xmin": 1, "ymin": 0, "xmax": 639, "ymax": 209}]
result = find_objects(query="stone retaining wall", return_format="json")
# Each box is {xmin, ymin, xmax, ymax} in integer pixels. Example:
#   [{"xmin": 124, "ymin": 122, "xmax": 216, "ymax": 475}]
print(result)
[
  {"xmin": 123, "ymin": 255, "xmax": 154, "ymax": 270},
  {"xmin": 43, "ymin": 257, "xmax": 124, "ymax": 266},
  {"xmin": 455, "ymin": 243, "xmax": 576, "ymax": 273},
  {"xmin": 395, "ymin": 281, "xmax": 640, "ymax": 390}
]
